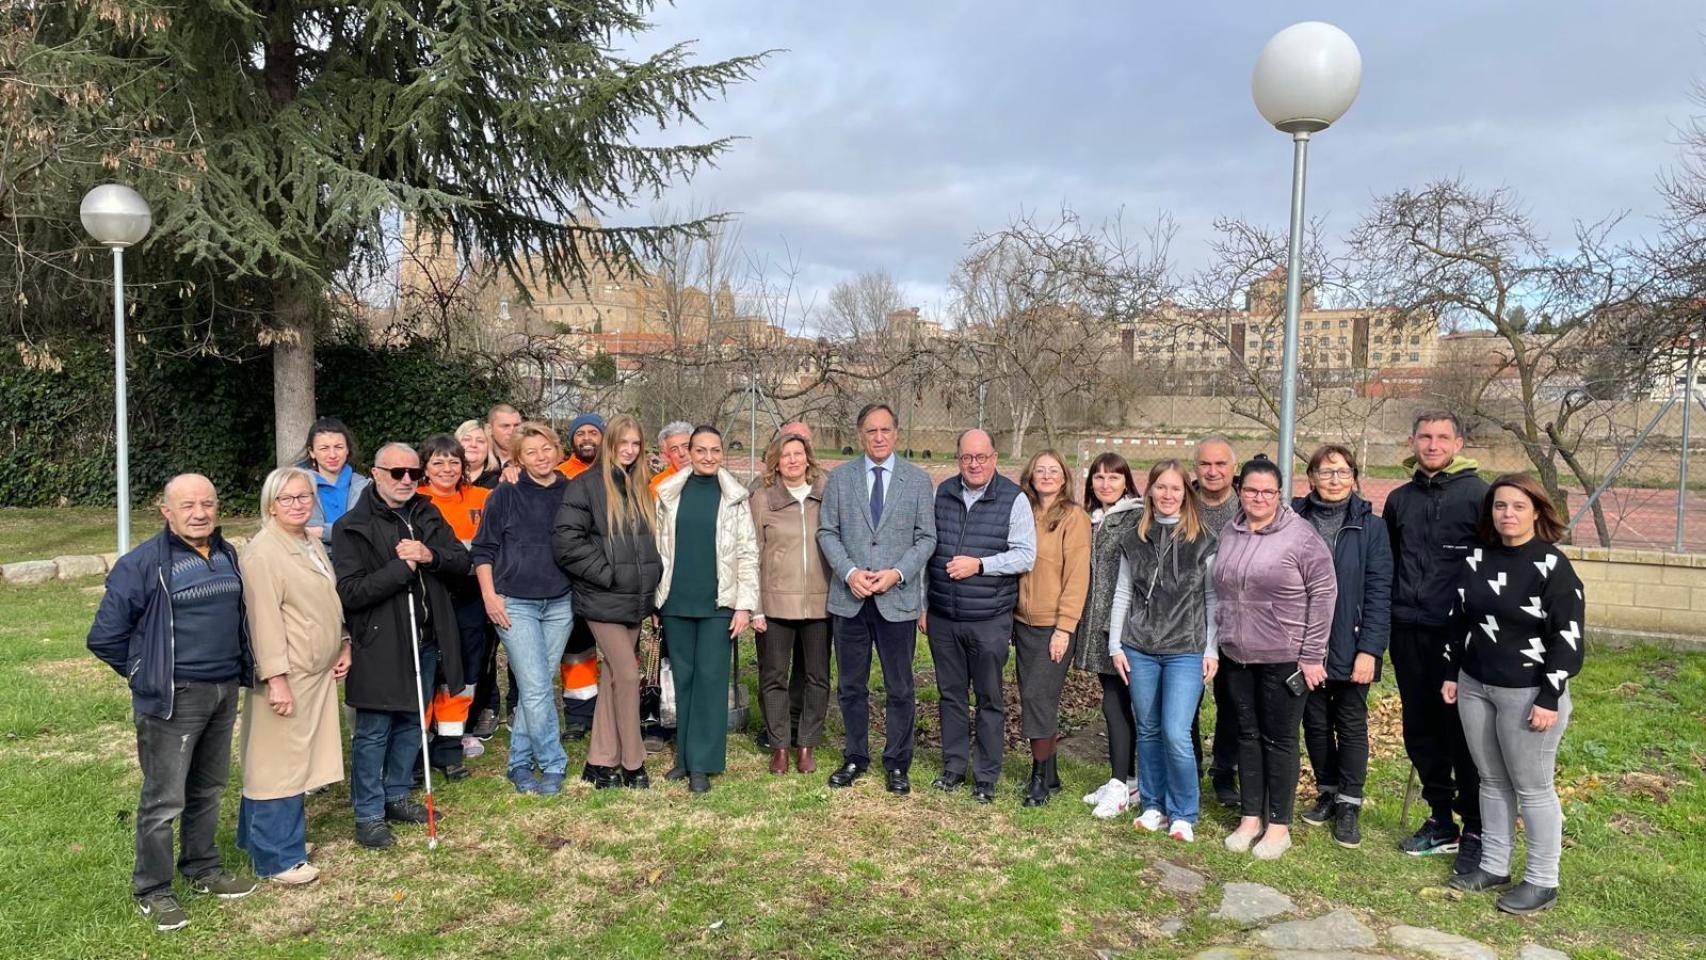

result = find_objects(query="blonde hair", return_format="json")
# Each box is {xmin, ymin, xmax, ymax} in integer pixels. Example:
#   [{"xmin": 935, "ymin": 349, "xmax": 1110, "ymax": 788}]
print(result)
[
  {"xmin": 454, "ymin": 419, "xmax": 499, "ymax": 479},
  {"xmin": 512, "ymin": 421, "xmax": 561, "ymax": 468},
  {"xmin": 762, "ymin": 433, "xmax": 822, "ymax": 487},
  {"xmin": 599, "ymin": 414, "xmax": 656, "ymax": 536},
  {"xmin": 1019, "ymin": 449, "xmax": 1083, "ymax": 533},
  {"xmin": 1135, "ymin": 459, "xmax": 1205, "ymax": 543},
  {"xmin": 259, "ymin": 467, "xmax": 318, "ymax": 529}
]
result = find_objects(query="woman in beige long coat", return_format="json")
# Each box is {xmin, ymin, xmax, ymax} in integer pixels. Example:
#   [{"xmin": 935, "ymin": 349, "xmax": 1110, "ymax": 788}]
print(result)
[{"xmin": 237, "ymin": 467, "xmax": 350, "ymax": 885}]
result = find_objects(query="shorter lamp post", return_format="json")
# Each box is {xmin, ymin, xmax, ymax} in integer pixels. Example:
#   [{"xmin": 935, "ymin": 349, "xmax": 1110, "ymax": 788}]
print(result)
[
  {"xmin": 1250, "ymin": 22, "xmax": 1362, "ymax": 494},
  {"xmin": 80, "ymin": 184, "xmax": 154, "ymax": 554}
]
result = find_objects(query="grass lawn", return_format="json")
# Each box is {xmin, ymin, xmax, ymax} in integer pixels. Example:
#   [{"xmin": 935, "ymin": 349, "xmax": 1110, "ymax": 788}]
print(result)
[
  {"xmin": 1, "ymin": 578, "xmax": 1702, "ymax": 959},
  {"xmin": 0, "ymin": 507, "xmax": 261, "ymax": 564}
]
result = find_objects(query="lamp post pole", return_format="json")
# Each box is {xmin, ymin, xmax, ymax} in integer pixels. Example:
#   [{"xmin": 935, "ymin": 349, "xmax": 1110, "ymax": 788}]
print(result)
[
  {"xmin": 80, "ymin": 183, "xmax": 153, "ymax": 556},
  {"xmin": 1251, "ymin": 21, "xmax": 1362, "ymax": 495},
  {"xmin": 112, "ymin": 246, "xmax": 132, "ymax": 553},
  {"xmin": 1276, "ymin": 133, "xmax": 1310, "ymax": 495}
]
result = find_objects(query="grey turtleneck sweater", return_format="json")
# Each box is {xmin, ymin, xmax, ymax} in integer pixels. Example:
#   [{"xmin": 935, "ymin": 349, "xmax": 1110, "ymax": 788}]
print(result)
[{"xmin": 1303, "ymin": 493, "xmax": 1350, "ymax": 547}]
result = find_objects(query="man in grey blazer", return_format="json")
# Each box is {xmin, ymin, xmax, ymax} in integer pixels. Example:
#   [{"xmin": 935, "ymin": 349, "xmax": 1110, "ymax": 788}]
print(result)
[{"xmin": 816, "ymin": 403, "xmax": 937, "ymax": 794}]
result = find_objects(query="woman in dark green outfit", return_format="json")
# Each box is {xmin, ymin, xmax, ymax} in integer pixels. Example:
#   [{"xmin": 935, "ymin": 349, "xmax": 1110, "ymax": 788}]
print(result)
[{"xmin": 653, "ymin": 426, "xmax": 760, "ymax": 793}]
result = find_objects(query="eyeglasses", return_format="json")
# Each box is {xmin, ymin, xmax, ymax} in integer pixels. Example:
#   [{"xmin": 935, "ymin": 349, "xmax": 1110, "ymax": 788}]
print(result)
[
  {"xmin": 274, "ymin": 493, "xmax": 313, "ymax": 506},
  {"xmin": 958, "ymin": 453, "xmax": 994, "ymax": 466},
  {"xmin": 1313, "ymin": 469, "xmax": 1354, "ymax": 480},
  {"xmin": 379, "ymin": 466, "xmax": 425, "ymax": 482},
  {"xmin": 1240, "ymin": 488, "xmax": 1280, "ymax": 501},
  {"xmin": 1032, "ymin": 467, "xmax": 1065, "ymax": 478}
]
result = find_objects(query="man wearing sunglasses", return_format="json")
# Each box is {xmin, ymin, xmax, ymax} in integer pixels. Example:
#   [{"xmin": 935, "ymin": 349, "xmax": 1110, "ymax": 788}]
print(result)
[{"xmin": 333, "ymin": 443, "xmax": 471, "ymax": 849}]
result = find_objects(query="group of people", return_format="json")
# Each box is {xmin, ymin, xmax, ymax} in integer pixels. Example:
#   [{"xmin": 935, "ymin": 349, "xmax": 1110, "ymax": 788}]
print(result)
[{"xmin": 87, "ymin": 403, "xmax": 1586, "ymax": 932}]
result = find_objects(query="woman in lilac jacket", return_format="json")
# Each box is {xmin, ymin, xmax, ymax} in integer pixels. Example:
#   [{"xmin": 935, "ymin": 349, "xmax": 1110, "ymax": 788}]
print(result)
[{"xmin": 1212, "ymin": 455, "xmax": 1338, "ymax": 861}]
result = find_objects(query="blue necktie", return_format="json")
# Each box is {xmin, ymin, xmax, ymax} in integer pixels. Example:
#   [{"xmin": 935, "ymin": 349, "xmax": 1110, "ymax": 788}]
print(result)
[{"xmin": 869, "ymin": 465, "xmax": 885, "ymax": 528}]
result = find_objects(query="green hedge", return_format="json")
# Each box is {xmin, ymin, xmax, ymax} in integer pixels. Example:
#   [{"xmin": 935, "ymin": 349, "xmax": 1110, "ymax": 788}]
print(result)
[{"xmin": 0, "ymin": 334, "xmax": 510, "ymax": 507}]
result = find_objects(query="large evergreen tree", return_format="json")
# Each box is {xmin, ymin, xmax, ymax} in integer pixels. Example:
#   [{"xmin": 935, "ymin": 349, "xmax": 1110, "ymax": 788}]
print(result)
[{"xmin": 3, "ymin": 1, "xmax": 765, "ymax": 463}]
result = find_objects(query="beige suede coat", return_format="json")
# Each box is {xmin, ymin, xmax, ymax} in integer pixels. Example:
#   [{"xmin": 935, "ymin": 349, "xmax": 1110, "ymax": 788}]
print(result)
[{"xmin": 239, "ymin": 524, "xmax": 347, "ymax": 800}]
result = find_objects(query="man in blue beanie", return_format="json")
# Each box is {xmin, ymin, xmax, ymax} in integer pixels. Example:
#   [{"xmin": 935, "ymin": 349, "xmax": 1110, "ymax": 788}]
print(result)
[{"xmin": 557, "ymin": 413, "xmax": 604, "ymax": 479}]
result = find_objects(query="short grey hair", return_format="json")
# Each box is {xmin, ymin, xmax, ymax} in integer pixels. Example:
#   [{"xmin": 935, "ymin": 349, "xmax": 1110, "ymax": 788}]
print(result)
[
  {"xmin": 1194, "ymin": 434, "xmax": 1236, "ymax": 459},
  {"xmin": 658, "ymin": 420, "xmax": 694, "ymax": 446},
  {"xmin": 259, "ymin": 467, "xmax": 317, "ymax": 527},
  {"xmin": 373, "ymin": 442, "xmax": 418, "ymax": 464}
]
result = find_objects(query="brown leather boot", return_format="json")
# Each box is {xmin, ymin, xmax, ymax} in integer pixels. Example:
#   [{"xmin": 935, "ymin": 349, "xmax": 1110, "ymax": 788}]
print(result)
[
  {"xmin": 794, "ymin": 746, "xmax": 816, "ymax": 773},
  {"xmin": 769, "ymin": 748, "xmax": 788, "ymax": 774}
]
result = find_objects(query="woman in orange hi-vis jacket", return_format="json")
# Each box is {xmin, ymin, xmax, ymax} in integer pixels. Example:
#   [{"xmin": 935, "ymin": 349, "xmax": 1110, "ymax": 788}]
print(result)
[{"xmin": 421, "ymin": 434, "xmax": 490, "ymax": 780}]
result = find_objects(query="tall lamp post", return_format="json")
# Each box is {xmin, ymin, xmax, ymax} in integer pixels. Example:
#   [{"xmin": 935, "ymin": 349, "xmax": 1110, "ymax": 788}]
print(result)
[
  {"xmin": 80, "ymin": 184, "xmax": 154, "ymax": 554},
  {"xmin": 1251, "ymin": 22, "xmax": 1361, "ymax": 494}
]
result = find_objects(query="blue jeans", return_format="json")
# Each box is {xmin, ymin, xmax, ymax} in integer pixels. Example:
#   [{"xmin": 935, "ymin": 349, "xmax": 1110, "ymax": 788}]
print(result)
[
  {"xmin": 498, "ymin": 595, "xmax": 574, "ymax": 776},
  {"xmin": 350, "ymin": 645, "xmax": 436, "ymax": 823},
  {"xmin": 1127, "ymin": 650, "xmax": 1205, "ymax": 823},
  {"xmin": 237, "ymin": 794, "xmax": 306, "ymax": 877}
]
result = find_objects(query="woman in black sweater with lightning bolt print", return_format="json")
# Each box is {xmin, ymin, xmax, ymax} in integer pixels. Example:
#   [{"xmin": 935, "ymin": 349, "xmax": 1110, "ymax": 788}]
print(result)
[{"xmin": 1441, "ymin": 474, "xmax": 1585, "ymax": 917}]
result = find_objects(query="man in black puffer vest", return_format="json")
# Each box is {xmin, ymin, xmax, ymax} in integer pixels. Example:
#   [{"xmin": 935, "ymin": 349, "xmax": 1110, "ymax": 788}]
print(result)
[{"xmin": 923, "ymin": 429, "xmax": 1036, "ymax": 803}]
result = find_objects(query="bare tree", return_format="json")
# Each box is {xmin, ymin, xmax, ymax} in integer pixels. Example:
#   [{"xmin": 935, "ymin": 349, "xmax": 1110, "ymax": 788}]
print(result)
[
  {"xmin": 823, "ymin": 270, "xmax": 906, "ymax": 344},
  {"xmin": 1347, "ymin": 177, "xmax": 1665, "ymax": 545},
  {"xmin": 950, "ymin": 206, "xmax": 1173, "ymax": 459}
]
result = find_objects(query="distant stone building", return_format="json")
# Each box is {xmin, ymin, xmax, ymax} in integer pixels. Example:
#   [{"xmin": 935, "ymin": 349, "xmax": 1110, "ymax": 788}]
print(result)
[{"xmin": 1118, "ymin": 267, "xmax": 1439, "ymax": 392}]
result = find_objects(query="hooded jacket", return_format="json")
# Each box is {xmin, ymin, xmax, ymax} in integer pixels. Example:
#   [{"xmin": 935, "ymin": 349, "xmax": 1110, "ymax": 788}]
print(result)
[
  {"xmin": 87, "ymin": 527, "xmax": 255, "ymax": 719},
  {"xmin": 333, "ymin": 485, "xmax": 469, "ymax": 712},
  {"xmin": 552, "ymin": 468, "xmax": 664, "ymax": 624},
  {"xmin": 1292, "ymin": 493, "xmax": 1393, "ymax": 681},
  {"xmin": 1383, "ymin": 456, "xmax": 1489, "ymax": 627},
  {"xmin": 1212, "ymin": 504, "xmax": 1338, "ymax": 665}
]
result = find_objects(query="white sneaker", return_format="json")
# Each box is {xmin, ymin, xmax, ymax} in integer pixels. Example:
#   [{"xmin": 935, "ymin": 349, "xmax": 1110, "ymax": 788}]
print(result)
[
  {"xmin": 267, "ymin": 862, "xmax": 320, "ymax": 886},
  {"xmin": 1083, "ymin": 778, "xmax": 1123, "ymax": 806},
  {"xmin": 461, "ymin": 736, "xmax": 485, "ymax": 758},
  {"xmin": 1134, "ymin": 808, "xmax": 1166, "ymax": 832},
  {"xmin": 1091, "ymin": 791, "xmax": 1130, "ymax": 819},
  {"xmin": 1168, "ymin": 820, "xmax": 1195, "ymax": 843}
]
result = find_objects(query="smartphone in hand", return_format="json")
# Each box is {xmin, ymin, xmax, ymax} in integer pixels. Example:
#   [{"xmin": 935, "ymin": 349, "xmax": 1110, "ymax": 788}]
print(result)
[{"xmin": 1284, "ymin": 670, "xmax": 1308, "ymax": 697}]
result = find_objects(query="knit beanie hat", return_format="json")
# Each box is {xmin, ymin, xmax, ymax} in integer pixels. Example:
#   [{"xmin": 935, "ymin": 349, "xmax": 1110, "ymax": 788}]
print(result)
[{"xmin": 569, "ymin": 413, "xmax": 606, "ymax": 437}]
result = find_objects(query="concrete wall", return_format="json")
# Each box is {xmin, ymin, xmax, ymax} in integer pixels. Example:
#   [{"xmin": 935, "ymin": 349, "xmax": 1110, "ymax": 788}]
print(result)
[{"xmin": 1562, "ymin": 545, "xmax": 1706, "ymax": 651}]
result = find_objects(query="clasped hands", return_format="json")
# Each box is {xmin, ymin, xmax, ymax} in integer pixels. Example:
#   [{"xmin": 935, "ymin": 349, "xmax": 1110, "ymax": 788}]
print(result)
[
  {"xmin": 395, "ymin": 538, "xmax": 433, "ymax": 569},
  {"xmin": 848, "ymin": 567, "xmax": 901, "ymax": 599}
]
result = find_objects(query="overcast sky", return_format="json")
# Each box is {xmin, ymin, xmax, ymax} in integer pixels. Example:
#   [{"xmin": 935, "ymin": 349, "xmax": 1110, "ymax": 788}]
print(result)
[{"xmin": 628, "ymin": 1, "xmax": 1705, "ymax": 322}]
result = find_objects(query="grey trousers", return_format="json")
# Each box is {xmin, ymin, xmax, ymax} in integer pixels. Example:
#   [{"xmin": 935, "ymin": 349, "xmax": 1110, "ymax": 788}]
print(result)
[{"xmin": 1456, "ymin": 673, "xmax": 1572, "ymax": 888}]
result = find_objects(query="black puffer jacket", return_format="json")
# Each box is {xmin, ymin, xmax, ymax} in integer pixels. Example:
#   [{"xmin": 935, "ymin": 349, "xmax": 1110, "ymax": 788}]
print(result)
[
  {"xmin": 1382, "ymin": 459, "xmax": 1488, "ymax": 627},
  {"xmin": 552, "ymin": 469, "xmax": 664, "ymax": 624},
  {"xmin": 334, "ymin": 486, "xmax": 469, "ymax": 712}
]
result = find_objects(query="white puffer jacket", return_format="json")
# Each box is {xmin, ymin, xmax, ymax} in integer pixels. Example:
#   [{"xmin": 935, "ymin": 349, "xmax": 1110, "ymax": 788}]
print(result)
[{"xmin": 653, "ymin": 467, "xmax": 761, "ymax": 612}]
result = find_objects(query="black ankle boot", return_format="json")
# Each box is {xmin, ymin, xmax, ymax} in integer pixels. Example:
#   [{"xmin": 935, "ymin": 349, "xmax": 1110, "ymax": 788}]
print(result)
[
  {"xmin": 1043, "ymin": 755, "xmax": 1061, "ymax": 794},
  {"xmin": 1021, "ymin": 761, "xmax": 1049, "ymax": 807}
]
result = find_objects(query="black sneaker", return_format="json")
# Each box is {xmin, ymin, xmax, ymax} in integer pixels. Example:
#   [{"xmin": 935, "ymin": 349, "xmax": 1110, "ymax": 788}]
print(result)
[
  {"xmin": 1399, "ymin": 817, "xmax": 1460, "ymax": 856},
  {"xmin": 355, "ymin": 819, "xmax": 394, "ymax": 849},
  {"xmin": 1452, "ymin": 831, "xmax": 1483, "ymax": 876},
  {"xmin": 470, "ymin": 709, "xmax": 499, "ymax": 740},
  {"xmin": 187, "ymin": 868, "xmax": 256, "ymax": 899},
  {"xmin": 137, "ymin": 893, "xmax": 188, "ymax": 932},
  {"xmin": 383, "ymin": 798, "xmax": 433, "ymax": 824},
  {"xmin": 1496, "ymin": 881, "xmax": 1558, "ymax": 915},
  {"xmin": 1447, "ymin": 868, "xmax": 1512, "ymax": 893},
  {"xmin": 1331, "ymin": 802, "xmax": 1362, "ymax": 848},
  {"xmin": 433, "ymin": 762, "xmax": 471, "ymax": 782},
  {"xmin": 1301, "ymin": 792, "xmax": 1337, "ymax": 826}
]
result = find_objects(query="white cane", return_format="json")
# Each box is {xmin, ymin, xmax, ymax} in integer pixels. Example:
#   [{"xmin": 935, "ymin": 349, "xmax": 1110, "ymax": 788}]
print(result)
[{"xmin": 405, "ymin": 587, "xmax": 440, "ymax": 850}]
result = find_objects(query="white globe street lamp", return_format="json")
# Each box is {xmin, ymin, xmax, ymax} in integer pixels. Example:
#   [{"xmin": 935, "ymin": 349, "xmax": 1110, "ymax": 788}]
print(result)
[
  {"xmin": 80, "ymin": 184, "xmax": 153, "ymax": 554},
  {"xmin": 1250, "ymin": 22, "xmax": 1361, "ymax": 494}
]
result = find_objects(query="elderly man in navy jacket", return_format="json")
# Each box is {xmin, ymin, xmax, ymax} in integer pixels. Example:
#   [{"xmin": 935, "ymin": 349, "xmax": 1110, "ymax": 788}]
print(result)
[{"xmin": 88, "ymin": 474, "xmax": 258, "ymax": 932}]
